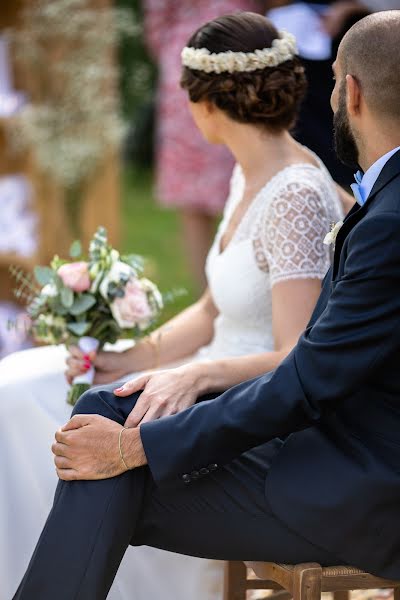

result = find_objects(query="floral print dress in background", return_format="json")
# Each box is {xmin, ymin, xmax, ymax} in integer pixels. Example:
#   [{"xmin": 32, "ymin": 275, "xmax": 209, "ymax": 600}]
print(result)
[{"xmin": 143, "ymin": 0, "xmax": 262, "ymax": 215}]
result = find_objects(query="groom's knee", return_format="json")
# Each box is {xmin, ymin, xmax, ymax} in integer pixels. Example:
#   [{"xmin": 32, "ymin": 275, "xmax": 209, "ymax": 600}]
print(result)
[{"xmin": 72, "ymin": 386, "xmax": 142, "ymax": 424}]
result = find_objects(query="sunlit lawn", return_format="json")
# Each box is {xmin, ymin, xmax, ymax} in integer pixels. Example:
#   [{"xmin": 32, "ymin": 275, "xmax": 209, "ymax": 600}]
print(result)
[{"xmin": 121, "ymin": 166, "xmax": 197, "ymax": 320}]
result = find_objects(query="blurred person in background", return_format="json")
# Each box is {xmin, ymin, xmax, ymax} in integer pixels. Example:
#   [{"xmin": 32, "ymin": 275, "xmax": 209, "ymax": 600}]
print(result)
[
  {"xmin": 323, "ymin": 1, "xmax": 400, "ymax": 37},
  {"xmin": 264, "ymin": 0, "xmax": 400, "ymax": 189},
  {"xmin": 3, "ymin": 12, "xmax": 350, "ymax": 600},
  {"xmin": 143, "ymin": 0, "xmax": 263, "ymax": 291}
]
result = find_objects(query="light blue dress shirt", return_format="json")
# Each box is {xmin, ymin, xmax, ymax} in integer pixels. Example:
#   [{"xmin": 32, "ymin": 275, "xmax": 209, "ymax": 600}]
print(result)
[{"xmin": 351, "ymin": 146, "xmax": 400, "ymax": 206}]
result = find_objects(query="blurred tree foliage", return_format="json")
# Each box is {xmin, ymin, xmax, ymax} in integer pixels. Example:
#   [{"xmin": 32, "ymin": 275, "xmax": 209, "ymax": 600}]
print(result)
[{"xmin": 116, "ymin": 0, "xmax": 157, "ymax": 166}]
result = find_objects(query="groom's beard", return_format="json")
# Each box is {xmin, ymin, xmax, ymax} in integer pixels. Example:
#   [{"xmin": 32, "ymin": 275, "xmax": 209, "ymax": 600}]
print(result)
[{"xmin": 333, "ymin": 90, "xmax": 359, "ymax": 170}]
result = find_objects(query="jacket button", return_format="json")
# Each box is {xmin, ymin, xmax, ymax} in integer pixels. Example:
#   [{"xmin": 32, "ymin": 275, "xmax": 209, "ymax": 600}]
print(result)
[
  {"xmin": 182, "ymin": 474, "xmax": 191, "ymax": 483},
  {"xmin": 190, "ymin": 470, "xmax": 200, "ymax": 480},
  {"xmin": 208, "ymin": 463, "xmax": 218, "ymax": 471},
  {"xmin": 200, "ymin": 467, "xmax": 209, "ymax": 475}
]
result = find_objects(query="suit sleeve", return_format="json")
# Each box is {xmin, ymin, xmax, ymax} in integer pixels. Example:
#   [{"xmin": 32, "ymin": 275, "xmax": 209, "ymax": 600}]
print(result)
[
  {"xmin": 140, "ymin": 212, "xmax": 400, "ymax": 488},
  {"xmin": 361, "ymin": 0, "xmax": 400, "ymax": 10}
]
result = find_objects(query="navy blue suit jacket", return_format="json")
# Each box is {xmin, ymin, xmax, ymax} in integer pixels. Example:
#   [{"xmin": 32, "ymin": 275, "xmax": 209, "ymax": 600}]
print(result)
[{"xmin": 141, "ymin": 151, "xmax": 400, "ymax": 578}]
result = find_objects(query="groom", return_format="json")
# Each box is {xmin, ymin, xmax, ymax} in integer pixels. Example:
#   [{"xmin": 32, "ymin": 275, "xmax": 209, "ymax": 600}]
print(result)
[{"xmin": 14, "ymin": 11, "xmax": 400, "ymax": 599}]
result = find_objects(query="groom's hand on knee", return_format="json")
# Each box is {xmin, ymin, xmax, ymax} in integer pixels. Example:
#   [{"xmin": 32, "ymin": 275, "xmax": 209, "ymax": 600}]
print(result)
[{"xmin": 52, "ymin": 414, "xmax": 147, "ymax": 481}]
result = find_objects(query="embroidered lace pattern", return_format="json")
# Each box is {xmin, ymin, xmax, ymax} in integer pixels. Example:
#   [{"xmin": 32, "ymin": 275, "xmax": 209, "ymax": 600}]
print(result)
[
  {"xmin": 202, "ymin": 157, "xmax": 343, "ymax": 360},
  {"xmin": 228, "ymin": 161, "xmax": 343, "ymax": 285}
]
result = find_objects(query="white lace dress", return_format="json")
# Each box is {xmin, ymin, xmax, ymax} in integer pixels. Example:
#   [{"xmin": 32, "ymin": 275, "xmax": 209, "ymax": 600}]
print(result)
[{"xmin": 0, "ymin": 159, "xmax": 342, "ymax": 600}]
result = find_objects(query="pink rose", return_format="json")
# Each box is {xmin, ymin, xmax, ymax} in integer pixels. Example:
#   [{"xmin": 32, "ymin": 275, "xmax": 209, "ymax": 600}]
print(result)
[
  {"xmin": 58, "ymin": 262, "xmax": 91, "ymax": 293},
  {"xmin": 111, "ymin": 279, "xmax": 153, "ymax": 329}
]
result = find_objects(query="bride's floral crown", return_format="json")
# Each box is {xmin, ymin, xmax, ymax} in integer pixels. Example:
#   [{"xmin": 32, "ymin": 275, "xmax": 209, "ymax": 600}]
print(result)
[{"xmin": 181, "ymin": 30, "xmax": 297, "ymax": 74}]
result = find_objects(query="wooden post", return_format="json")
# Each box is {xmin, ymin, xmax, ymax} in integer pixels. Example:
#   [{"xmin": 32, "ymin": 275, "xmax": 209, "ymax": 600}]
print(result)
[{"xmin": 0, "ymin": 0, "xmax": 121, "ymax": 306}]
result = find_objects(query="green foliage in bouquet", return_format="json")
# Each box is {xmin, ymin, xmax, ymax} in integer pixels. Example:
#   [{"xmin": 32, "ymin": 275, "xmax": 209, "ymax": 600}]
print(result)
[{"xmin": 11, "ymin": 227, "xmax": 166, "ymax": 405}]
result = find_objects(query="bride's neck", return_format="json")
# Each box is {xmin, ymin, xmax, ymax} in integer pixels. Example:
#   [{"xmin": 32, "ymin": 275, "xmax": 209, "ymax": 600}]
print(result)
[{"xmin": 222, "ymin": 123, "xmax": 294, "ymax": 179}]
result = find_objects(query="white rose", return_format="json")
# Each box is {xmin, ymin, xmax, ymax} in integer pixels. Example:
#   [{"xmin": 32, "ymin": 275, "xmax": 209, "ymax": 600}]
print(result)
[
  {"xmin": 41, "ymin": 282, "xmax": 58, "ymax": 297},
  {"xmin": 140, "ymin": 277, "xmax": 164, "ymax": 312},
  {"xmin": 99, "ymin": 260, "xmax": 135, "ymax": 300},
  {"xmin": 109, "ymin": 249, "xmax": 120, "ymax": 263}
]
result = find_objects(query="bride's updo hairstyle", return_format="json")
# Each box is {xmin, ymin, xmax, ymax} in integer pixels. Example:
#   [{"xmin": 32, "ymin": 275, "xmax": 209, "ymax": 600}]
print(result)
[{"xmin": 180, "ymin": 12, "xmax": 307, "ymax": 132}]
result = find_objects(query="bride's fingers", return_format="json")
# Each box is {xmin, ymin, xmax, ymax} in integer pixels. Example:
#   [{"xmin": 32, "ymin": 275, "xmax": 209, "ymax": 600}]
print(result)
[
  {"xmin": 125, "ymin": 394, "xmax": 151, "ymax": 428},
  {"xmin": 139, "ymin": 403, "xmax": 166, "ymax": 424},
  {"xmin": 114, "ymin": 375, "xmax": 149, "ymax": 397},
  {"xmin": 68, "ymin": 345, "xmax": 83, "ymax": 359},
  {"xmin": 66, "ymin": 356, "xmax": 90, "ymax": 373}
]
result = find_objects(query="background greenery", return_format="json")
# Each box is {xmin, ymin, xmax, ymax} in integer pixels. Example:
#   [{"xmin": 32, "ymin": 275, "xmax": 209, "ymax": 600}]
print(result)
[
  {"xmin": 121, "ymin": 167, "xmax": 197, "ymax": 321},
  {"xmin": 117, "ymin": 1, "xmax": 196, "ymax": 320}
]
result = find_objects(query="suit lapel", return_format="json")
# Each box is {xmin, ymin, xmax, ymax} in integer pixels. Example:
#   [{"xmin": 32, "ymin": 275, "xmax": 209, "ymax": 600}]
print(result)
[
  {"xmin": 332, "ymin": 203, "xmax": 366, "ymax": 278},
  {"xmin": 332, "ymin": 150, "xmax": 400, "ymax": 279}
]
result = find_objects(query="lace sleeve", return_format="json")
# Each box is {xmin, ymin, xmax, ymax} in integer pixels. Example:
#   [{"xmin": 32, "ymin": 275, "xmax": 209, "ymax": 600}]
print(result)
[{"xmin": 253, "ymin": 180, "xmax": 331, "ymax": 286}]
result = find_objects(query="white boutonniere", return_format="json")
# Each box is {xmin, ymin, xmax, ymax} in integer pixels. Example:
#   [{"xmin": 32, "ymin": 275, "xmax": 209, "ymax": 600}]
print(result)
[{"xmin": 323, "ymin": 221, "xmax": 344, "ymax": 246}]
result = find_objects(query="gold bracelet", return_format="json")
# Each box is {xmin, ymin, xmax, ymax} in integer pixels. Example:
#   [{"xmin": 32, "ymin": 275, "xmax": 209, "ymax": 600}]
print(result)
[{"xmin": 118, "ymin": 426, "xmax": 130, "ymax": 471}]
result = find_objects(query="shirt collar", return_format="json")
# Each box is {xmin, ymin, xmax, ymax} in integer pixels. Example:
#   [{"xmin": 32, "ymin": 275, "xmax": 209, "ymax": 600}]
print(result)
[{"xmin": 355, "ymin": 146, "xmax": 400, "ymax": 205}]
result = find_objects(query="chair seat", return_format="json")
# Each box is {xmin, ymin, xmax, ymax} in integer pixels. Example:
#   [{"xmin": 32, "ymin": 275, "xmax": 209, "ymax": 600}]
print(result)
[
  {"xmin": 251, "ymin": 565, "xmax": 365, "ymax": 575},
  {"xmin": 224, "ymin": 561, "xmax": 400, "ymax": 600},
  {"xmin": 246, "ymin": 562, "xmax": 400, "ymax": 593}
]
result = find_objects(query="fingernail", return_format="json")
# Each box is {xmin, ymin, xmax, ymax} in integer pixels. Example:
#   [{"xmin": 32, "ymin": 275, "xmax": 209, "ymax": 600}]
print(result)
[
  {"xmin": 114, "ymin": 387, "xmax": 123, "ymax": 393},
  {"xmin": 84, "ymin": 360, "xmax": 91, "ymax": 368},
  {"xmin": 83, "ymin": 354, "xmax": 90, "ymax": 360},
  {"xmin": 84, "ymin": 364, "xmax": 90, "ymax": 371}
]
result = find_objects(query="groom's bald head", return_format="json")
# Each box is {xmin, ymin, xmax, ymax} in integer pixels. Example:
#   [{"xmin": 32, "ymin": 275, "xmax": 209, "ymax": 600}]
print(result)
[{"xmin": 339, "ymin": 10, "xmax": 400, "ymax": 121}]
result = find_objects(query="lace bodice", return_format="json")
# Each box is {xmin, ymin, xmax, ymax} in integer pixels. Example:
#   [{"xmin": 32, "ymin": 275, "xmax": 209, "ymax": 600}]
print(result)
[{"xmin": 196, "ymin": 157, "xmax": 343, "ymax": 361}]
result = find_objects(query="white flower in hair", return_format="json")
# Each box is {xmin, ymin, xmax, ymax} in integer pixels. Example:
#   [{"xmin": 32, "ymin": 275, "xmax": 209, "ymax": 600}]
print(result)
[{"xmin": 181, "ymin": 31, "xmax": 297, "ymax": 74}]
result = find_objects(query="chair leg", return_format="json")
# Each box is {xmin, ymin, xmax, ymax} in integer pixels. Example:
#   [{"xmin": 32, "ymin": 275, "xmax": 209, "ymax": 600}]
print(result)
[
  {"xmin": 223, "ymin": 561, "xmax": 248, "ymax": 600},
  {"xmin": 292, "ymin": 563, "xmax": 322, "ymax": 600},
  {"xmin": 394, "ymin": 587, "xmax": 400, "ymax": 600},
  {"xmin": 333, "ymin": 592, "xmax": 350, "ymax": 600}
]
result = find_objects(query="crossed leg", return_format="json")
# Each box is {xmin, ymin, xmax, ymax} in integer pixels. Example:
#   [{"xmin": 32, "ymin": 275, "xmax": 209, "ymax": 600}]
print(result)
[{"xmin": 14, "ymin": 385, "xmax": 341, "ymax": 600}]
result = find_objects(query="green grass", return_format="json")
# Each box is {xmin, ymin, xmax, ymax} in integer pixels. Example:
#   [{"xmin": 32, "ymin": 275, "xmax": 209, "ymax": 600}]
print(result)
[{"xmin": 121, "ymin": 166, "xmax": 197, "ymax": 320}]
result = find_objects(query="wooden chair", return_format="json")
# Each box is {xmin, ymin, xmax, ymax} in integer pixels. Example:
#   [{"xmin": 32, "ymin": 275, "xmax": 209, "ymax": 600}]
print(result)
[{"xmin": 224, "ymin": 561, "xmax": 400, "ymax": 600}]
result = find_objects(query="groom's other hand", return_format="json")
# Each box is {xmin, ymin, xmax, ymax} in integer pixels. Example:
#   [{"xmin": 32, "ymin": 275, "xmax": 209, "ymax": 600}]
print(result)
[{"xmin": 52, "ymin": 414, "xmax": 147, "ymax": 480}]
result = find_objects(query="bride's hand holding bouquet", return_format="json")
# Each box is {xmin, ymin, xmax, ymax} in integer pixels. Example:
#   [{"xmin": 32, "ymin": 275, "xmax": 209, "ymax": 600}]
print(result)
[{"xmin": 13, "ymin": 227, "xmax": 164, "ymax": 405}]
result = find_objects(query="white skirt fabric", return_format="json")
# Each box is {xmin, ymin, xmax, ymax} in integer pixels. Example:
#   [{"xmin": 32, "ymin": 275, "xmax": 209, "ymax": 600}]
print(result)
[{"xmin": 0, "ymin": 344, "xmax": 225, "ymax": 600}]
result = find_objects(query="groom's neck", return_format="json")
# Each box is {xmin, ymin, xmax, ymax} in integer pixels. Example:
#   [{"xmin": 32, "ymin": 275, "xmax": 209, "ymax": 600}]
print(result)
[{"xmin": 357, "ymin": 118, "xmax": 400, "ymax": 172}]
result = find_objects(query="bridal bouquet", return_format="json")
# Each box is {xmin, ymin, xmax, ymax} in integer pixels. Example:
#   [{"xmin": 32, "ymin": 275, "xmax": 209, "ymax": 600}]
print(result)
[{"xmin": 12, "ymin": 227, "xmax": 164, "ymax": 405}]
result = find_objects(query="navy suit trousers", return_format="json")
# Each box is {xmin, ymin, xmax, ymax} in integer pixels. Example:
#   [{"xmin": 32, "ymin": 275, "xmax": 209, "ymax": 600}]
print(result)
[{"xmin": 14, "ymin": 387, "xmax": 342, "ymax": 600}]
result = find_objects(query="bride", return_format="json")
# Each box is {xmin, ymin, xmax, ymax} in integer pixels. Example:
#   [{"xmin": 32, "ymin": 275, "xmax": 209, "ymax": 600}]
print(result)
[{"xmin": 0, "ymin": 12, "xmax": 347, "ymax": 600}]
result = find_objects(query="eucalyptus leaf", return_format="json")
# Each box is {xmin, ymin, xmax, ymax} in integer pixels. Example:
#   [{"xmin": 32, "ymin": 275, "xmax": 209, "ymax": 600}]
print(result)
[
  {"xmin": 69, "ymin": 293, "xmax": 96, "ymax": 316},
  {"xmin": 60, "ymin": 286, "xmax": 74, "ymax": 308},
  {"xmin": 54, "ymin": 274, "xmax": 64, "ymax": 291},
  {"xmin": 67, "ymin": 322, "xmax": 90, "ymax": 336},
  {"xmin": 69, "ymin": 240, "xmax": 82, "ymax": 258},
  {"xmin": 34, "ymin": 266, "xmax": 54, "ymax": 287},
  {"xmin": 121, "ymin": 254, "xmax": 144, "ymax": 272},
  {"xmin": 53, "ymin": 302, "xmax": 69, "ymax": 316}
]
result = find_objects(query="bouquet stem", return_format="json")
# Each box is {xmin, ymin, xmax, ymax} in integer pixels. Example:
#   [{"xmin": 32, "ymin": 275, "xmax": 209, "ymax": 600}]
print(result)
[{"xmin": 67, "ymin": 382, "xmax": 91, "ymax": 406}]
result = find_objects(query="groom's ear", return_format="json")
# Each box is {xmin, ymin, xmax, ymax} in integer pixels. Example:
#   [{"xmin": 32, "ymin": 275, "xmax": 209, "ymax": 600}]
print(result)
[{"xmin": 346, "ymin": 74, "xmax": 361, "ymax": 117}]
